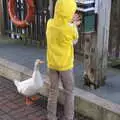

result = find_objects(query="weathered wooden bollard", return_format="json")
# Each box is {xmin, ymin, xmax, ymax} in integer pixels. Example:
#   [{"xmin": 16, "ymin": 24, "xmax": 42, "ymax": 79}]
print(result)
[
  {"xmin": 95, "ymin": 0, "xmax": 111, "ymax": 88},
  {"xmin": 77, "ymin": 0, "xmax": 112, "ymax": 89},
  {"xmin": 83, "ymin": 33, "xmax": 98, "ymax": 88},
  {"xmin": 77, "ymin": 0, "xmax": 97, "ymax": 88}
]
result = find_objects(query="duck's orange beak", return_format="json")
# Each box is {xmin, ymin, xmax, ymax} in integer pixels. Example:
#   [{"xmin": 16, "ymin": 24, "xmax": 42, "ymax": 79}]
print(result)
[
  {"xmin": 38, "ymin": 60, "xmax": 44, "ymax": 64},
  {"xmin": 36, "ymin": 59, "xmax": 45, "ymax": 64}
]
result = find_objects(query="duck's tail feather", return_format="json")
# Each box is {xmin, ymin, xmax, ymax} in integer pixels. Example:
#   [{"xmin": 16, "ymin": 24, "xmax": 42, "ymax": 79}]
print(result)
[{"xmin": 14, "ymin": 80, "xmax": 20, "ymax": 87}]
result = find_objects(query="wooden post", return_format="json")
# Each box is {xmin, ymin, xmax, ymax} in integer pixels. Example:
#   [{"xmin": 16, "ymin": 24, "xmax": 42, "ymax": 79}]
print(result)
[
  {"xmin": 83, "ymin": 32, "xmax": 97, "ymax": 88},
  {"xmin": 0, "ymin": 0, "xmax": 5, "ymax": 35},
  {"xmin": 115, "ymin": 0, "xmax": 120, "ymax": 58},
  {"xmin": 96, "ymin": 0, "xmax": 112, "ymax": 86},
  {"xmin": 0, "ymin": 0, "xmax": 3, "ymax": 34},
  {"xmin": 84, "ymin": 0, "xmax": 112, "ymax": 88}
]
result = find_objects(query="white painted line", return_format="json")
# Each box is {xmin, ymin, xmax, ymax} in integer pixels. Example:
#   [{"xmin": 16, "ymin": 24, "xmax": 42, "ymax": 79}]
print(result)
[
  {"xmin": 76, "ymin": 0, "xmax": 94, "ymax": 4},
  {"xmin": 77, "ymin": 7, "xmax": 95, "ymax": 12}
]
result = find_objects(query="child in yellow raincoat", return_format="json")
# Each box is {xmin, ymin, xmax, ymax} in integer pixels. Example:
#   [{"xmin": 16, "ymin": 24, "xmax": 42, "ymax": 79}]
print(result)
[{"xmin": 46, "ymin": 0, "xmax": 80, "ymax": 120}]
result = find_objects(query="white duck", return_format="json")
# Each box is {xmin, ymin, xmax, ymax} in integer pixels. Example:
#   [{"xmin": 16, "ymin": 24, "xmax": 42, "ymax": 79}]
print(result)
[{"xmin": 14, "ymin": 59, "xmax": 44, "ymax": 105}]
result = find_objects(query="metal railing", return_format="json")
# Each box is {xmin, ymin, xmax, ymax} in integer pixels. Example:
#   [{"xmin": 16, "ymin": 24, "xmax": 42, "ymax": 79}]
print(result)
[{"xmin": 3, "ymin": 0, "xmax": 50, "ymax": 46}]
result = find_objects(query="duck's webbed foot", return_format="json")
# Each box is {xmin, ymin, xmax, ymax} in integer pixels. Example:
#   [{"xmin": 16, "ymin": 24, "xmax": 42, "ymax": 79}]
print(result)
[
  {"xmin": 31, "ymin": 95, "xmax": 40, "ymax": 101},
  {"xmin": 25, "ymin": 96, "xmax": 33, "ymax": 105},
  {"xmin": 25, "ymin": 95, "xmax": 40, "ymax": 105}
]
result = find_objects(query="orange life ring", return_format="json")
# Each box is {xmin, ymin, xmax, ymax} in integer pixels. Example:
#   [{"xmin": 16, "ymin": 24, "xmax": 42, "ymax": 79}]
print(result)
[{"xmin": 8, "ymin": 0, "xmax": 35, "ymax": 28}]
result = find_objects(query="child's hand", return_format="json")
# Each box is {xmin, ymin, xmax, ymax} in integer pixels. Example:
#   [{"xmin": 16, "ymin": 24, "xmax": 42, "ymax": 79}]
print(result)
[
  {"xmin": 71, "ymin": 13, "xmax": 82, "ymax": 26},
  {"xmin": 73, "ymin": 39, "xmax": 78, "ymax": 45}
]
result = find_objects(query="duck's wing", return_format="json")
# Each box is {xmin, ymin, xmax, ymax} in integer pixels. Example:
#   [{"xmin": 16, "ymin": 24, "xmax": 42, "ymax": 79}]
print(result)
[
  {"xmin": 14, "ymin": 80, "xmax": 20, "ymax": 88},
  {"xmin": 21, "ymin": 83, "xmax": 37, "ymax": 96},
  {"xmin": 15, "ymin": 78, "xmax": 33, "ymax": 94},
  {"xmin": 18, "ymin": 78, "xmax": 33, "ymax": 88}
]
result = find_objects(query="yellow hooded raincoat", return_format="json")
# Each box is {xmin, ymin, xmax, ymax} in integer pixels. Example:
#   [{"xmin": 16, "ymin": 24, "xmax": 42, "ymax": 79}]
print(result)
[{"xmin": 46, "ymin": 0, "xmax": 78, "ymax": 71}]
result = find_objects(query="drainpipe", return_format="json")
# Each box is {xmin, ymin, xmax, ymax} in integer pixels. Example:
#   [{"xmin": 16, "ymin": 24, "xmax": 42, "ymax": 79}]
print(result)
[{"xmin": 48, "ymin": 0, "xmax": 53, "ymax": 18}]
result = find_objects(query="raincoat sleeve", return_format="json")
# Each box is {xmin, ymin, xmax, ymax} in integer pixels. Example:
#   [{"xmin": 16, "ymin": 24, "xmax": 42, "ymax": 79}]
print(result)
[{"xmin": 73, "ymin": 24, "xmax": 79, "ymax": 44}]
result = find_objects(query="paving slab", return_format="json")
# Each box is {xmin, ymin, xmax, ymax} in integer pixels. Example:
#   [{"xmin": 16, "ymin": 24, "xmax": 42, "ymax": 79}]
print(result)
[{"xmin": 0, "ymin": 76, "xmax": 93, "ymax": 120}]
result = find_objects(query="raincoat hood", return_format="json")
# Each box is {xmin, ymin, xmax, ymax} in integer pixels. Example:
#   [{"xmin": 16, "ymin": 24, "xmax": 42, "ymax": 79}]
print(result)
[{"xmin": 54, "ymin": 0, "xmax": 77, "ymax": 23}]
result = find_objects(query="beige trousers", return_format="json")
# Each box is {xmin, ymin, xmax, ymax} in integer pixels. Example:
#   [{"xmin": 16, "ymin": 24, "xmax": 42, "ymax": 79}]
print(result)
[{"xmin": 47, "ymin": 69, "xmax": 74, "ymax": 120}]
